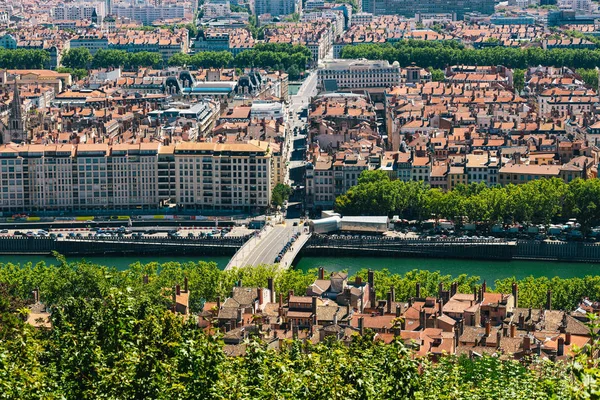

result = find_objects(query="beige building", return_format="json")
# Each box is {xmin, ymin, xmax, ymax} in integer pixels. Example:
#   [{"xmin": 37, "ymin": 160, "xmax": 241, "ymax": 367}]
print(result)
[
  {"xmin": 318, "ymin": 59, "xmax": 401, "ymax": 90},
  {"xmin": 0, "ymin": 142, "xmax": 272, "ymax": 213}
]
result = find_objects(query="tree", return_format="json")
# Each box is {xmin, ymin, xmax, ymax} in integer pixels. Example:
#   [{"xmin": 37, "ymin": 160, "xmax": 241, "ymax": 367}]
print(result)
[
  {"xmin": 272, "ymin": 183, "xmax": 292, "ymax": 207},
  {"xmin": 61, "ymin": 48, "xmax": 92, "ymax": 70},
  {"xmin": 92, "ymin": 49, "xmax": 128, "ymax": 69},
  {"xmin": 576, "ymin": 68, "xmax": 599, "ymax": 89},
  {"xmin": 0, "ymin": 49, "xmax": 49, "ymax": 69},
  {"xmin": 430, "ymin": 68, "xmax": 445, "ymax": 82},
  {"xmin": 56, "ymin": 67, "xmax": 88, "ymax": 80},
  {"xmin": 513, "ymin": 68, "xmax": 525, "ymax": 93}
]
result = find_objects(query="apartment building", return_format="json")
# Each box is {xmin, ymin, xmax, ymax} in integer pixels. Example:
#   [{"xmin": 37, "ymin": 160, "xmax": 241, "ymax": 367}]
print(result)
[
  {"xmin": 318, "ymin": 59, "xmax": 401, "ymax": 91},
  {"xmin": 52, "ymin": 2, "xmax": 106, "ymax": 22},
  {"xmin": 367, "ymin": 0, "xmax": 494, "ymax": 19},
  {"xmin": 173, "ymin": 142, "xmax": 272, "ymax": 210},
  {"xmin": 0, "ymin": 142, "xmax": 272, "ymax": 213},
  {"xmin": 112, "ymin": 4, "xmax": 186, "ymax": 25},
  {"xmin": 254, "ymin": 0, "xmax": 300, "ymax": 17}
]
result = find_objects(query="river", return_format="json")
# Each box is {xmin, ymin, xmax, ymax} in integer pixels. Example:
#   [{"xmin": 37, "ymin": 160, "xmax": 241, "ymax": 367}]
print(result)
[{"xmin": 2, "ymin": 255, "xmax": 600, "ymax": 282}]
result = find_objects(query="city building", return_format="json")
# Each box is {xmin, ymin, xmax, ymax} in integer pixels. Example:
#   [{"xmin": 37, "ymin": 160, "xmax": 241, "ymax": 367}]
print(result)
[
  {"xmin": 366, "ymin": 0, "xmax": 494, "ymax": 19},
  {"xmin": 254, "ymin": 0, "xmax": 300, "ymax": 17},
  {"xmin": 111, "ymin": 4, "xmax": 186, "ymax": 25},
  {"xmin": 51, "ymin": 2, "xmax": 106, "ymax": 22},
  {"xmin": 0, "ymin": 142, "xmax": 272, "ymax": 212},
  {"xmin": 317, "ymin": 59, "xmax": 401, "ymax": 91}
]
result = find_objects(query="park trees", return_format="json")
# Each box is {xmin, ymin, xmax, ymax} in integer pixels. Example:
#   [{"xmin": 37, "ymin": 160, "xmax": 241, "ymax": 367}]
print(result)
[
  {"xmin": 335, "ymin": 171, "xmax": 592, "ymax": 229},
  {"xmin": 61, "ymin": 48, "xmax": 92, "ymax": 70},
  {"xmin": 0, "ymin": 49, "xmax": 49, "ymax": 69},
  {"xmin": 339, "ymin": 40, "xmax": 600, "ymax": 71}
]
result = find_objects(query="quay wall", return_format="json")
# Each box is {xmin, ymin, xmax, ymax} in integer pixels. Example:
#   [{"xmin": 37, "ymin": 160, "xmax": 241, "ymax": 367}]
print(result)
[
  {"xmin": 4, "ymin": 235, "xmax": 600, "ymax": 264},
  {"xmin": 301, "ymin": 236, "xmax": 600, "ymax": 263},
  {"xmin": 0, "ymin": 236, "xmax": 248, "ymax": 257}
]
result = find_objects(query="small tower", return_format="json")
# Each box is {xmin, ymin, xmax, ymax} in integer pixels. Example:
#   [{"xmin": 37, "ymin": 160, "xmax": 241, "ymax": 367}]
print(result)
[{"xmin": 3, "ymin": 80, "xmax": 26, "ymax": 144}]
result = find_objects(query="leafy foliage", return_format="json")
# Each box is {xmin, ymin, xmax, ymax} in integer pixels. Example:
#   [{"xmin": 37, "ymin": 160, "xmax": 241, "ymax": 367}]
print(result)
[
  {"xmin": 61, "ymin": 48, "xmax": 92, "ymax": 70},
  {"xmin": 272, "ymin": 183, "xmax": 293, "ymax": 207},
  {"xmin": 340, "ymin": 40, "xmax": 600, "ymax": 70},
  {"xmin": 91, "ymin": 50, "xmax": 163, "ymax": 70},
  {"xmin": 0, "ymin": 48, "xmax": 50, "ymax": 69},
  {"xmin": 0, "ymin": 260, "xmax": 600, "ymax": 398},
  {"xmin": 335, "ymin": 171, "xmax": 600, "ymax": 232},
  {"xmin": 168, "ymin": 43, "xmax": 310, "ymax": 73}
]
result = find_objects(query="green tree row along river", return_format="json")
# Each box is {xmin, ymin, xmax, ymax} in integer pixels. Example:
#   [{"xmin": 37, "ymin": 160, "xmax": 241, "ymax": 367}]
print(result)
[{"xmin": 2, "ymin": 255, "xmax": 600, "ymax": 282}]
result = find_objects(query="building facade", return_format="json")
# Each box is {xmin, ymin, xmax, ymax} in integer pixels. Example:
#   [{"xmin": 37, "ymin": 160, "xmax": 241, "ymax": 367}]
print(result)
[
  {"xmin": 318, "ymin": 59, "xmax": 401, "ymax": 90},
  {"xmin": 0, "ymin": 142, "xmax": 272, "ymax": 213}
]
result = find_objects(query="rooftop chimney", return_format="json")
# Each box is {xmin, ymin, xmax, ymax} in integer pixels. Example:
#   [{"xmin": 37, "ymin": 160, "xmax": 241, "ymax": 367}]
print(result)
[
  {"xmin": 416, "ymin": 282, "xmax": 421, "ymax": 298},
  {"xmin": 217, "ymin": 296, "xmax": 221, "ymax": 309},
  {"xmin": 390, "ymin": 285, "xmax": 395, "ymax": 302},
  {"xmin": 312, "ymin": 296, "xmax": 317, "ymax": 314},
  {"xmin": 387, "ymin": 292, "xmax": 392, "ymax": 314},
  {"xmin": 318, "ymin": 267, "xmax": 324, "ymax": 280},
  {"xmin": 419, "ymin": 308, "xmax": 426, "ymax": 330},
  {"xmin": 288, "ymin": 289, "xmax": 294, "ymax": 300},
  {"xmin": 512, "ymin": 282, "xmax": 518, "ymax": 307},
  {"xmin": 557, "ymin": 336, "xmax": 564, "ymax": 356},
  {"xmin": 482, "ymin": 280, "xmax": 487, "ymax": 293},
  {"xmin": 546, "ymin": 289, "xmax": 552, "ymax": 310},
  {"xmin": 370, "ymin": 287, "xmax": 376, "ymax": 308},
  {"xmin": 396, "ymin": 304, "xmax": 401, "ymax": 318},
  {"xmin": 367, "ymin": 269, "xmax": 374, "ymax": 288},
  {"xmin": 358, "ymin": 317, "xmax": 364, "ymax": 335},
  {"xmin": 279, "ymin": 293, "xmax": 283, "ymax": 308},
  {"xmin": 176, "ymin": 285, "xmax": 181, "ymax": 296},
  {"xmin": 184, "ymin": 277, "xmax": 188, "ymax": 293},
  {"xmin": 438, "ymin": 282, "xmax": 443, "ymax": 298},
  {"xmin": 485, "ymin": 319, "xmax": 491, "ymax": 337},
  {"xmin": 267, "ymin": 278, "xmax": 274, "ymax": 303},
  {"xmin": 258, "ymin": 288, "xmax": 264, "ymax": 305},
  {"xmin": 510, "ymin": 323, "xmax": 516, "ymax": 338},
  {"xmin": 518, "ymin": 314, "xmax": 525, "ymax": 330},
  {"xmin": 496, "ymin": 330, "xmax": 502, "ymax": 349},
  {"xmin": 565, "ymin": 332, "xmax": 571, "ymax": 345},
  {"xmin": 524, "ymin": 336, "xmax": 531, "ymax": 351}
]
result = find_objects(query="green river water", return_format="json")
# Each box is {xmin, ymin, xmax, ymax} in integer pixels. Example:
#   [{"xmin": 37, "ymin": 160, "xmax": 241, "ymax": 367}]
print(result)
[{"xmin": 2, "ymin": 255, "xmax": 600, "ymax": 282}]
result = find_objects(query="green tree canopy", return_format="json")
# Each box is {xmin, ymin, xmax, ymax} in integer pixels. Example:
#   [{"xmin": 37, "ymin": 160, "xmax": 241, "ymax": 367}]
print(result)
[{"xmin": 61, "ymin": 48, "xmax": 92, "ymax": 70}]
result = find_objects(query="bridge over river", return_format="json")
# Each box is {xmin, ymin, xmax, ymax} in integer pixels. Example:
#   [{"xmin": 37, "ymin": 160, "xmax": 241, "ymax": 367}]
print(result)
[{"xmin": 226, "ymin": 220, "xmax": 310, "ymax": 270}]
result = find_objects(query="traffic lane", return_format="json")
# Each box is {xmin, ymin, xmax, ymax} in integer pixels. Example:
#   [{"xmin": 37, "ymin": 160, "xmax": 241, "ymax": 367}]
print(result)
[{"xmin": 244, "ymin": 226, "xmax": 289, "ymax": 266}]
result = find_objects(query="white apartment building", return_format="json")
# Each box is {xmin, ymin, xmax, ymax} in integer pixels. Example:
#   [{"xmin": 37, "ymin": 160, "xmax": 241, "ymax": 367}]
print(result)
[
  {"xmin": 304, "ymin": 0, "xmax": 325, "ymax": 10},
  {"xmin": 254, "ymin": 0, "xmax": 299, "ymax": 17},
  {"xmin": 203, "ymin": 0, "xmax": 231, "ymax": 19},
  {"xmin": 318, "ymin": 59, "xmax": 402, "ymax": 90},
  {"xmin": 52, "ymin": 2, "xmax": 106, "ymax": 21},
  {"xmin": 0, "ymin": 142, "xmax": 272, "ymax": 213},
  {"xmin": 112, "ymin": 4, "xmax": 185, "ymax": 25}
]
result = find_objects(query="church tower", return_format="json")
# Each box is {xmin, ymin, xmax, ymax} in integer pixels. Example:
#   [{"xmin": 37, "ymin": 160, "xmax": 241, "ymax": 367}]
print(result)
[{"xmin": 4, "ymin": 80, "xmax": 26, "ymax": 144}]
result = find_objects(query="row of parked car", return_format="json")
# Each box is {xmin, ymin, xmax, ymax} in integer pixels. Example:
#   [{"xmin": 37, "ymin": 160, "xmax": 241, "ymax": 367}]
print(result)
[{"xmin": 274, "ymin": 232, "xmax": 301, "ymax": 263}]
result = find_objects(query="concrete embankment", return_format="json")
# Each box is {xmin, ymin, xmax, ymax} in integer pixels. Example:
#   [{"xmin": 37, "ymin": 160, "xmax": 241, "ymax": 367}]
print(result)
[
  {"xmin": 301, "ymin": 235, "xmax": 600, "ymax": 263},
  {"xmin": 0, "ymin": 236, "xmax": 248, "ymax": 257}
]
